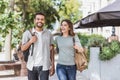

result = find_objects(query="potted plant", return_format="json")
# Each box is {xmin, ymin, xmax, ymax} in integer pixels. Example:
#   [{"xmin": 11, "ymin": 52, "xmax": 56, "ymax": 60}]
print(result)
[
  {"xmin": 99, "ymin": 40, "xmax": 120, "ymax": 60},
  {"xmin": 85, "ymin": 34, "xmax": 106, "ymax": 79}
]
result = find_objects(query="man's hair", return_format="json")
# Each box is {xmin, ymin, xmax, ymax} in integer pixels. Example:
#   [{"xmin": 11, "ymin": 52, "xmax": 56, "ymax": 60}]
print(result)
[{"xmin": 34, "ymin": 12, "xmax": 45, "ymax": 18}]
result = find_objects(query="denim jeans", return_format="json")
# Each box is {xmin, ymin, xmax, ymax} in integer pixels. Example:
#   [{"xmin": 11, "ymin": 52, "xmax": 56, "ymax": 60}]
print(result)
[
  {"xmin": 56, "ymin": 64, "xmax": 76, "ymax": 80},
  {"xmin": 28, "ymin": 66, "xmax": 49, "ymax": 80}
]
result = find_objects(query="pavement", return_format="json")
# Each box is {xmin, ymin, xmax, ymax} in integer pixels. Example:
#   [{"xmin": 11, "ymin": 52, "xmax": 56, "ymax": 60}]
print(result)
[
  {"xmin": 0, "ymin": 55, "xmax": 89, "ymax": 80},
  {"xmin": 0, "ymin": 71, "xmax": 88, "ymax": 80}
]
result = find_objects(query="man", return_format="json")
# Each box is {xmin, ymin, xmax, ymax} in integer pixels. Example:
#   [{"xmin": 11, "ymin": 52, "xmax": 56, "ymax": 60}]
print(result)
[{"xmin": 21, "ymin": 12, "xmax": 55, "ymax": 80}]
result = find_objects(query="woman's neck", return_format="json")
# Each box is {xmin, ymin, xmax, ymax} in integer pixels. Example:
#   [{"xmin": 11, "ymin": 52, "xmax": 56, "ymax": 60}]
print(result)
[{"xmin": 62, "ymin": 32, "xmax": 69, "ymax": 37}]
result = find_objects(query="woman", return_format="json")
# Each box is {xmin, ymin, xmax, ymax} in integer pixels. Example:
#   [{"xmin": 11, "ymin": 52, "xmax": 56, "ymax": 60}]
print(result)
[{"xmin": 55, "ymin": 19, "xmax": 83, "ymax": 80}]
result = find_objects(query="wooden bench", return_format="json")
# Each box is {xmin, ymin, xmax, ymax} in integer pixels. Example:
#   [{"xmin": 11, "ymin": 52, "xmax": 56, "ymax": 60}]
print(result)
[{"xmin": 0, "ymin": 61, "xmax": 21, "ymax": 76}]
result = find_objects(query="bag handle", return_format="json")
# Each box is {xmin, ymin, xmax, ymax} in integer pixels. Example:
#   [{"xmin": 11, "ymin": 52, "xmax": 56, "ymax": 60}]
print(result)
[
  {"xmin": 73, "ymin": 37, "xmax": 87, "ymax": 58},
  {"xmin": 56, "ymin": 42, "xmax": 59, "ymax": 53},
  {"xmin": 73, "ymin": 37, "xmax": 81, "ymax": 54},
  {"xmin": 73, "ymin": 37, "xmax": 75, "ymax": 45},
  {"xmin": 73, "ymin": 37, "xmax": 78, "ymax": 53}
]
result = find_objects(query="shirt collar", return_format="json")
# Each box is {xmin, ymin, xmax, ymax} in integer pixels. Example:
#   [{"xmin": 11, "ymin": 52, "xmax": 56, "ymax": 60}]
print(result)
[{"xmin": 32, "ymin": 28, "xmax": 47, "ymax": 34}]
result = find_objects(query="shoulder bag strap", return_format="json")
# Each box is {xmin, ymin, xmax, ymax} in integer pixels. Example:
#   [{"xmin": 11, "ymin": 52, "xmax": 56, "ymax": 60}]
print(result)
[
  {"xmin": 73, "ymin": 36, "xmax": 87, "ymax": 59},
  {"xmin": 73, "ymin": 37, "xmax": 77, "ymax": 53},
  {"xmin": 73, "ymin": 37, "xmax": 75, "ymax": 45},
  {"xmin": 56, "ymin": 39, "xmax": 59, "ymax": 53}
]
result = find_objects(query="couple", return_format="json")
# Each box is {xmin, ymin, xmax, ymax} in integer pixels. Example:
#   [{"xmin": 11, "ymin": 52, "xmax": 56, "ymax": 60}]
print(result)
[{"xmin": 21, "ymin": 12, "xmax": 83, "ymax": 80}]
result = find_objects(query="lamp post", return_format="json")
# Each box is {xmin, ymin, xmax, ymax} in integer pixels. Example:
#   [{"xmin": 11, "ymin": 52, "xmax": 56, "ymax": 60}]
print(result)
[{"xmin": 111, "ymin": 26, "xmax": 115, "ymax": 36}]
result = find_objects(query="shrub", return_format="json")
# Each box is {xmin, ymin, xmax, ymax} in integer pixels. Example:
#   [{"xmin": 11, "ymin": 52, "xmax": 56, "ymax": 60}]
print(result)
[
  {"xmin": 77, "ymin": 33, "xmax": 90, "ymax": 47},
  {"xmin": 87, "ymin": 34, "xmax": 106, "ymax": 47},
  {"xmin": 99, "ymin": 40, "xmax": 120, "ymax": 60}
]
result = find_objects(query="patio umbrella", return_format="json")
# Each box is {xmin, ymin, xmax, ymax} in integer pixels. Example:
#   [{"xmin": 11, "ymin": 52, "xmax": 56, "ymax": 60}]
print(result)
[{"xmin": 77, "ymin": 0, "xmax": 120, "ymax": 28}]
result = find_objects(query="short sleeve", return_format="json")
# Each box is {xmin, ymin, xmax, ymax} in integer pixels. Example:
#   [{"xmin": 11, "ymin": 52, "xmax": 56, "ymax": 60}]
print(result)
[
  {"xmin": 54, "ymin": 37, "xmax": 57, "ymax": 45},
  {"xmin": 54, "ymin": 36, "xmax": 60, "ymax": 46},
  {"xmin": 74, "ymin": 34, "xmax": 82, "ymax": 47},
  {"xmin": 50, "ymin": 33, "xmax": 54, "ymax": 45},
  {"xmin": 22, "ymin": 30, "xmax": 31, "ymax": 45}
]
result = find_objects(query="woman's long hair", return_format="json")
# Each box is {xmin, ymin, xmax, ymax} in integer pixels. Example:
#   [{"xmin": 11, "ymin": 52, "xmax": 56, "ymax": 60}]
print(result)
[{"xmin": 60, "ymin": 19, "xmax": 75, "ymax": 36}]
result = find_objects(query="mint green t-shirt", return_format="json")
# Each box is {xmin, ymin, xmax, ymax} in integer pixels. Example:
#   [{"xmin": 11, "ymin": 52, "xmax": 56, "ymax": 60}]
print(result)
[{"xmin": 55, "ymin": 34, "xmax": 82, "ymax": 65}]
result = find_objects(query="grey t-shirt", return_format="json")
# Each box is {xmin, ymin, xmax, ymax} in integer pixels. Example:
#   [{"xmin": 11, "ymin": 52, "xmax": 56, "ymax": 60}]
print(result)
[{"xmin": 55, "ymin": 34, "xmax": 82, "ymax": 65}]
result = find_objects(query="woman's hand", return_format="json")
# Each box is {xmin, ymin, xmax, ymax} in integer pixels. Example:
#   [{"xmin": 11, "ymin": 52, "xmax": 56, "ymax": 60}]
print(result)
[{"xmin": 73, "ymin": 44, "xmax": 84, "ymax": 53}]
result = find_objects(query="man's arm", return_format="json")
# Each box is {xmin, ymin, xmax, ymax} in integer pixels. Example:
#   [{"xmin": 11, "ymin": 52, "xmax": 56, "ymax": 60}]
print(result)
[
  {"xmin": 49, "ymin": 44, "xmax": 55, "ymax": 76},
  {"xmin": 21, "ymin": 35, "xmax": 37, "ymax": 51},
  {"xmin": 21, "ymin": 41, "xmax": 32, "ymax": 51}
]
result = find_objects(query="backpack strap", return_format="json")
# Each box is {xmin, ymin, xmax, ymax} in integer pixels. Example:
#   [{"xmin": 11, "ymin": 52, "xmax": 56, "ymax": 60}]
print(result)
[
  {"xmin": 28, "ymin": 29, "xmax": 34, "ymax": 56},
  {"xmin": 29, "ymin": 29, "xmax": 35, "ymax": 36}
]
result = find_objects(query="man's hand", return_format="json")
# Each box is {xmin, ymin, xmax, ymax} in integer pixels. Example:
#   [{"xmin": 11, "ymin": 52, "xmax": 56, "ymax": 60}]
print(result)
[
  {"xmin": 49, "ymin": 44, "xmax": 55, "ymax": 76},
  {"xmin": 29, "ymin": 35, "xmax": 37, "ymax": 44},
  {"xmin": 21, "ymin": 35, "xmax": 37, "ymax": 51},
  {"xmin": 49, "ymin": 64, "xmax": 55, "ymax": 76}
]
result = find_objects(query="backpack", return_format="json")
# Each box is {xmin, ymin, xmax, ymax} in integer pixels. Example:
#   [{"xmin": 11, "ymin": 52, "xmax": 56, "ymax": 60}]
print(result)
[
  {"xmin": 13, "ymin": 53, "xmax": 19, "ymax": 61},
  {"xmin": 22, "ymin": 29, "xmax": 34, "ymax": 62}
]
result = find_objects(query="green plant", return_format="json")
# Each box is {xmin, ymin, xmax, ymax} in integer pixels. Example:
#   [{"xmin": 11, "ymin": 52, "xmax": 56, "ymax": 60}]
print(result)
[
  {"xmin": 99, "ymin": 40, "xmax": 120, "ymax": 60},
  {"xmin": 100, "ymin": 46, "xmax": 115, "ymax": 60},
  {"xmin": 110, "ymin": 40, "xmax": 120, "ymax": 53},
  {"xmin": 78, "ymin": 33, "xmax": 120, "ymax": 61},
  {"xmin": 87, "ymin": 34, "xmax": 106, "ymax": 47},
  {"xmin": 77, "ymin": 33, "xmax": 90, "ymax": 47}
]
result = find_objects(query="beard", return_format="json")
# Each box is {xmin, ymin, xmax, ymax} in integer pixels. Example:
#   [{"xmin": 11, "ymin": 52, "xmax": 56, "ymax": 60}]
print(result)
[{"xmin": 36, "ymin": 22, "xmax": 44, "ymax": 28}]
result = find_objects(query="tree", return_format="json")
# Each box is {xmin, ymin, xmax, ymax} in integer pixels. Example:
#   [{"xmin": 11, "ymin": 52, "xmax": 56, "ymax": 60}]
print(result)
[
  {"xmin": 15, "ymin": 0, "xmax": 60, "ymax": 30},
  {"xmin": 0, "ymin": 0, "xmax": 60, "ymax": 61},
  {"xmin": 0, "ymin": 0, "xmax": 22, "ymax": 47},
  {"xmin": 0, "ymin": 0, "xmax": 15, "ymax": 60},
  {"xmin": 0, "ymin": 0, "xmax": 7, "ymax": 51},
  {"xmin": 0, "ymin": 0, "xmax": 82, "ymax": 53},
  {"xmin": 0, "ymin": 0, "xmax": 7, "ymax": 13},
  {"xmin": 53, "ymin": 0, "xmax": 82, "ymax": 23},
  {"xmin": 0, "ymin": 0, "xmax": 60, "ymax": 49}
]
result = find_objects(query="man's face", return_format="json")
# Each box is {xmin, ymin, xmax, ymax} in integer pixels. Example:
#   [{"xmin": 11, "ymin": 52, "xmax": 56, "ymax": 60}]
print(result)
[{"xmin": 34, "ymin": 14, "xmax": 45, "ymax": 28}]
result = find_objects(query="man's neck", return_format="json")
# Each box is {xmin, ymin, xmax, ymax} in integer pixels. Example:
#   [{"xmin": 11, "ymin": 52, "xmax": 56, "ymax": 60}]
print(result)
[{"xmin": 35, "ymin": 27, "xmax": 43, "ymax": 32}]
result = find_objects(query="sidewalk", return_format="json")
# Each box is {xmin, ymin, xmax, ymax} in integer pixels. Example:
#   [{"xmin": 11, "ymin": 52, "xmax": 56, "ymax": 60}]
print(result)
[
  {"xmin": 0, "ymin": 55, "xmax": 89, "ymax": 80},
  {"xmin": 0, "ymin": 71, "xmax": 88, "ymax": 80}
]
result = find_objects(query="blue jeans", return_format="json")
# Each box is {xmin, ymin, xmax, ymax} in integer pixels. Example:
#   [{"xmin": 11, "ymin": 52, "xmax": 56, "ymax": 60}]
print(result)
[
  {"xmin": 56, "ymin": 64, "xmax": 76, "ymax": 80},
  {"xmin": 28, "ymin": 66, "xmax": 49, "ymax": 80}
]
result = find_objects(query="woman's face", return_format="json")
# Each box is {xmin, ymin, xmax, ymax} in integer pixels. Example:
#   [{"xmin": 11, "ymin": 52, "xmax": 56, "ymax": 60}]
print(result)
[{"xmin": 61, "ymin": 21, "xmax": 70, "ymax": 33}]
